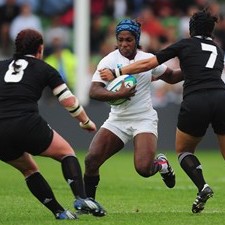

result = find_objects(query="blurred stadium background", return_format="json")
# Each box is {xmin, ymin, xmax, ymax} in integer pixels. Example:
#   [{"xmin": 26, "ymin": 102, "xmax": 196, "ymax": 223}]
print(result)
[{"xmin": 0, "ymin": 0, "xmax": 224, "ymax": 150}]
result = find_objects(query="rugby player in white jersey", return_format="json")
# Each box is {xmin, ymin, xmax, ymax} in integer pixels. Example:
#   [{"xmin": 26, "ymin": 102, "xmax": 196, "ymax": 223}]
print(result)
[
  {"xmin": 84, "ymin": 19, "xmax": 183, "ymax": 203},
  {"xmin": 100, "ymin": 10, "xmax": 225, "ymax": 213}
]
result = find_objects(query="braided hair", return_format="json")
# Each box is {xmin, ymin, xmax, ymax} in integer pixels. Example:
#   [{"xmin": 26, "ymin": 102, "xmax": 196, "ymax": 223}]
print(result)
[
  {"xmin": 12, "ymin": 29, "xmax": 43, "ymax": 73},
  {"xmin": 189, "ymin": 9, "xmax": 218, "ymax": 38}
]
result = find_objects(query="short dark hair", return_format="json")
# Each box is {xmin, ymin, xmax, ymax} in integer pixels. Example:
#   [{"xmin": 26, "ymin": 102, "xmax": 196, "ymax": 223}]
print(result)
[
  {"xmin": 189, "ymin": 9, "xmax": 218, "ymax": 37},
  {"xmin": 14, "ymin": 29, "xmax": 43, "ymax": 56},
  {"xmin": 12, "ymin": 29, "xmax": 43, "ymax": 74}
]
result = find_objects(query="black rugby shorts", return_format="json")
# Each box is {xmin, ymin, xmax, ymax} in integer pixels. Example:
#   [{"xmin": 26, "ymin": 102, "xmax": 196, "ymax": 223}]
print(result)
[
  {"xmin": 0, "ymin": 113, "xmax": 53, "ymax": 161},
  {"xmin": 177, "ymin": 89, "xmax": 225, "ymax": 137}
]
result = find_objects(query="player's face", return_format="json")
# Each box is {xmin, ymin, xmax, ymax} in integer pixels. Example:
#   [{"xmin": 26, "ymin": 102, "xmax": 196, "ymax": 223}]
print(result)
[{"xmin": 117, "ymin": 31, "xmax": 137, "ymax": 59}]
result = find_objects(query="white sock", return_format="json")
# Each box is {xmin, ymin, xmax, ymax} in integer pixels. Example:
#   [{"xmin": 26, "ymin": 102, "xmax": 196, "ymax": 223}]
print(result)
[{"xmin": 160, "ymin": 161, "xmax": 168, "ymax": 173}]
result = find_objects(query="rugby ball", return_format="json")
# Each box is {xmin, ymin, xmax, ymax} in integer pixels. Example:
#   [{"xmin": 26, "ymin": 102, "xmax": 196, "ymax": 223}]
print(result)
[{"xmin": 106, "ymin": 74, "xmax": 137, "ymax": 105}]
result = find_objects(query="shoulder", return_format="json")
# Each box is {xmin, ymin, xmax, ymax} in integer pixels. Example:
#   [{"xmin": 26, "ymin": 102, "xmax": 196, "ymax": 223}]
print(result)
[
  {"xmin": 167, "ymin": 38, "xmax": 190, "ymax": 49},
  {"xmin": 0, "ymin": 59, "xmax": 13, "ymax": 72},
  {"xmin": 136, "ymin": 50, "xmax": 155, "ymax": 59},
  {"xmin": 0, "ymin": 58, "xmax": 13, "ymax": 66},
  {"xmin": 28, "ymin": 57, "xmax": 59, "ymax": 75},
  {"xmin": 104, "ymin": 49, "xmax": 120, "ymax": 59},
  {"xmin": 97, "ymin": 49, "xmax": 119, "ymax": 66}
]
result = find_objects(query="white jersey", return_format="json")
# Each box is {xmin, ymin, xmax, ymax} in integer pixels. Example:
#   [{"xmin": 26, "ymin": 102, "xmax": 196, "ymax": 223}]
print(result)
[{"xmin": 92, "ymin": 49, "xmax": 167, "ymax": 120}]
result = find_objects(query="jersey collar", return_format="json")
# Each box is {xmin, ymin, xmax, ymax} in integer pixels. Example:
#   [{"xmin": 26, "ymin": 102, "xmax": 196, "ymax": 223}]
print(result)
[
  {"xmin": 194, "ymin": 36, "xmax": 212, "ymax": 41},
  {"xmin": 25, "ymin": 54, "xmax": 35, "ymax": 58}
]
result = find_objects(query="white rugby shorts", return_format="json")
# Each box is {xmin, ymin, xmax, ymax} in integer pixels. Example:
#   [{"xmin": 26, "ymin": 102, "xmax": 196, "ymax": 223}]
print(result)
[{"xmin": 102, "ymin": 109, "xmax": 158, "ymax": 144}]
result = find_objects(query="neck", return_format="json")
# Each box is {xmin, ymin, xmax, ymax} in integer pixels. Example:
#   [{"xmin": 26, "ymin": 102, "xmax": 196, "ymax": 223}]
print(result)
[
  {"xmin": 194, "ymin": 35, "xmax": 212, "ymax": 40},
  {"xmin": 127, "ymin": 50, "xmax": 137, "ymax": 60}
]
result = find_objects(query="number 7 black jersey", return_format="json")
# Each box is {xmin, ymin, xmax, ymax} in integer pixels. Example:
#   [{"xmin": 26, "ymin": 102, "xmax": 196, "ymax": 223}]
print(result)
[
  {"xmin": 156, "ymin": 36, "xmax": 225, "ymax": 97},
  {"xmin": 0, "ymin": 56, "xmax": 64, "ymax": 119}
]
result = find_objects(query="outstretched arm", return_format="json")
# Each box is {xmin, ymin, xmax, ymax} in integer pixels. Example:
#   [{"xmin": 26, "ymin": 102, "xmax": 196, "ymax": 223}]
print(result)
[
  {"xmin": 99, "ymin": 56, "xmax": 159, "ymax": 80},
  {"xmin": 156, "ymin": 68, "xmax": 184, "ymax": 84},
  {"xmin": 121, "ymin": 56, "xmax": 159, "ymax": 75},
  {"xmin": 53, "ymin": 84, "xmax": 96, "ymax": 132},
  {"xmin": 99, "ymin": 56, "xmax": 184, "ymax": 84}
]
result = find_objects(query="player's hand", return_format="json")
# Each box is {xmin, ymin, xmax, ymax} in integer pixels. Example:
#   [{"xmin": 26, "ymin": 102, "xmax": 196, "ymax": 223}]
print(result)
[
  {"xmin": 117, "ymin": 81, "xmax": 137, "ymax": 99},
  {"xmin": 79, "ymin": 119, "xmax": 97, "ymax": 132},
  {"xmin": 99, "ymin": 68, "xmax": 114, "ymax": 81}
]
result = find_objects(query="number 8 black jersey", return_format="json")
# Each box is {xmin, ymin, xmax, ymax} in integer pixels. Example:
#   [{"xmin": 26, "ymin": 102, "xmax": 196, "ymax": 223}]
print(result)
[
  {"xmin": 0, "ymin": 56, "xmax": 64, "ymax": 119},
  {"xmin": 156, "ymin": 36, "xmax": 225, "ymax": 97}
]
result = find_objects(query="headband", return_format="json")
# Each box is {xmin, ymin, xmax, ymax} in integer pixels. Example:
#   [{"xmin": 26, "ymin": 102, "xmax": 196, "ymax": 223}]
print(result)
[{"xmin": 116, "ymin": 19, "xmax": 141, "ymax": 45}]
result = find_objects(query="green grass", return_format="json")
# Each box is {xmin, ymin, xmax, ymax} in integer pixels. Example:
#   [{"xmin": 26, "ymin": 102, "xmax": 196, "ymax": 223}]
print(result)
[{"xmin": 0, "ymin": 150, "xmax": 225, "ymax": 225}]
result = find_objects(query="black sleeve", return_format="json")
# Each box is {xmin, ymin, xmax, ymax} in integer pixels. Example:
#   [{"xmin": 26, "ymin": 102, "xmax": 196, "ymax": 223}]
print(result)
[
  {"xmin": 45, "ymin": 63, "xmax": 65, "ymax": 90},
  {"xmin": 155, "ymin": 39, "xmax": 185, "ymax": 64}
]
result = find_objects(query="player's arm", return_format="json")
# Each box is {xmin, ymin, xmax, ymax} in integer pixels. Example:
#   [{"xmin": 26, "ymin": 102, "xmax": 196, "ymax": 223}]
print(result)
[
  {"xmin": 99, "ymin": 57, "xmax": 184, "ymax": 84},
  {"xmin": 99, "ymin": 56, "xmax": 159, "ymax": 80},
  {"xmin": 154, "ymin": 67, "xmax": 184, "ymax": 84},
  {"xmin": 53, "ymin": 84, "xmax": 96, "ymax": 132},
  {"xmin": 89, "ymin": 81, "xmax": 136, "ymax": 101}
]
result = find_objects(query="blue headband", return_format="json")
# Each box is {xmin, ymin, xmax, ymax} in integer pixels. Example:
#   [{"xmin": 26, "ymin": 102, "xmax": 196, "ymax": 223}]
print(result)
[{"xmin": 116, "ymin": 19, "xmax": 141, "ymax": 45}]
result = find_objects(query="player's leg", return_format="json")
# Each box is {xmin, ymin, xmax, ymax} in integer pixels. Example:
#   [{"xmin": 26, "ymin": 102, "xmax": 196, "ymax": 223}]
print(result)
[
  {"xmin": 217, "ymin": 134, "xmax": 225, "ymax": 159},
  {"xmin": 176, "ymin": 128, "xmax": 213, "ymax": 213},
  {"xmin": 213, "ymin": 90, "xmax": 225, "ymax": 160},
  {"xmin": 176, "ymin": 92, "xmax": 214, "ymax": 212},
  {"xmin": 133, "ymin": 111, "xmax": 175, "ymax": 188},
  {"xmin": 6, "ymin": 152, "xmax": 76, "ymax": 219},
  {"xmin": 84, "ymin": 127, "xmax": 124, "ymax": 200},
  {"xmin": 133, "ymin": 133, "xmax": 175, "ymax": 188},
  {"xmin": 40, "ymin": 130, "xmax": 87, "ymax": 199},
  {"xmin": 176, "ymin": 128, "xmax": 205, "ymax": 188},
  {"xmin": 133, "ymin": 132, "xmax": 157, "ymax": 177},
  {"xmin": 41, "ymin": 130, "xmax": 106, "ymax": 216}
]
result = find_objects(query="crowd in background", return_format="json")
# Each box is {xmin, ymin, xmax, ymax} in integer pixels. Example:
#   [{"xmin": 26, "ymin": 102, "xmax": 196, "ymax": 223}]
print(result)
[{"xmin": 0, "ymin": 0, "xmax": 225, "ymax": 107}]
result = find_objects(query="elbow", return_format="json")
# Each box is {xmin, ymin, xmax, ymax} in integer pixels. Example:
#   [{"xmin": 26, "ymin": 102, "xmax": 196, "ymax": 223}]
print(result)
[
  {"xmin": 60, "ymin": 96, "xmax": 76, "ymax": 107},
  {"xmin": 89, "ymin": 90, "xmax": 97, "ymax": 100}
]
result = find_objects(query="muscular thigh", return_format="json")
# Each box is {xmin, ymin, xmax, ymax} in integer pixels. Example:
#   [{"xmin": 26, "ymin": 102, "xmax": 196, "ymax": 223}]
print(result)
[
  {"xmin": 134, "ymin": 133, "xmax": 157, "ymax": 166},
  {"xmin": 7, "ymin": 152, "xmax": 38, "ymax": 177},
  {"xmin": 40, "ymin": 130, "xmax": 74, "ymax": 160},
  {"xmin": 87, "ymin": 128, "xmax": 124, "ymax": 165},
  {"xmin": 176, "ymin": 128, "xmax": 202, "ymax": 154}
]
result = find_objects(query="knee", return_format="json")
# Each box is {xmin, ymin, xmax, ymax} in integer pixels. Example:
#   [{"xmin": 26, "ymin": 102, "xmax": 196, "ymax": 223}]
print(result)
[
  {"xmin": 135, "ymin": 164, "xmax": 150, "ymax": 178},
  {"xmin": 21, "ymin": 165, "xmax": 39, "ymax": 178}
]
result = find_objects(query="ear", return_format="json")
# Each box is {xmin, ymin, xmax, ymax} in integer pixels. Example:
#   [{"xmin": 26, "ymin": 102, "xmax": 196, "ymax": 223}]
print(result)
[{"xmin": 36, "ymin": 45, "xmax": 44, "ymax": 59}]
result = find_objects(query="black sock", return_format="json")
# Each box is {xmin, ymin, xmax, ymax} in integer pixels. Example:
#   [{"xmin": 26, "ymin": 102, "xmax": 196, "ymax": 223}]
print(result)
[
  {"xmin": 61, "ymin": 155, "xmax": 86, "ymax": 198},
  {"xmin": 84, "ymin": 175, "xmax": 100, "ymax": 199},
  {"xmin": 178, "ymin": 152, "xmax": 206, "ymax": 192},
  {"xmin": 26, "ymin": 172, "xmax": 64, "ymax": 215}
]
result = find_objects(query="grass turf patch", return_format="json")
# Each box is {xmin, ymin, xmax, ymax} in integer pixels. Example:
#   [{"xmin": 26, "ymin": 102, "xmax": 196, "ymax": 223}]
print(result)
[{"xmin": 0, "ymin": 150, "xmax": 224, "ymax": 225}]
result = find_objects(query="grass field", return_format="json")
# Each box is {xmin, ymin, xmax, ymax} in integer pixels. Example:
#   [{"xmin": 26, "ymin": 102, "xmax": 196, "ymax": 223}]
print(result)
[{"xmin": 0, "ymin": 150, "xmax": 225, "ymax": 225}]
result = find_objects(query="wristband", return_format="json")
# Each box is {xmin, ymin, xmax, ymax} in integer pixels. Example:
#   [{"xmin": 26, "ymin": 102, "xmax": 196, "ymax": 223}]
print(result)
[
  {"xmin": 119, "ymin": 68, "xmax": 122, "ymax": 75},
  {"xmin": 82, "ymin": 119, "xmax": 90, "ymax": 125},
  {"xmin": 152, "ymin": 64, "xmax": 167, "ymax": 78},
  {"xmin": 66, "ymin": 105, "xmax": 83, "ymax": 117},
  {"xmin": 110, "ymin": 69, "xmax": 117, "ymax": 78},
  {"xmin": 115, "ymin": 68, "xmax": 121, "ymax": 77},
  {"xmin": 79, "ymin": 119, "xmax": 91, "ymax": 129}
]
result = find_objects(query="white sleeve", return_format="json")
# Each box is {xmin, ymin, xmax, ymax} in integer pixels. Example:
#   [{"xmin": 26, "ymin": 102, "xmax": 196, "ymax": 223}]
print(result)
[
  {"xmin": 92, "ymin": 55, "xmax": 114, "ymax": 85},
  {"xmin": 151, "ymin": 64, "xmax": 167, "ymax": 78}
]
